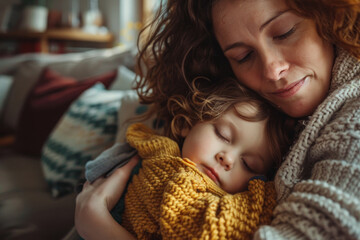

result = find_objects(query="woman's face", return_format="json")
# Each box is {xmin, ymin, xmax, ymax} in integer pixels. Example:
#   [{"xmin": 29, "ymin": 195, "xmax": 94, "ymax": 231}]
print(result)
[{"xmin": 212, "ymin": 0, "xmax": 335, "ymax": 118}]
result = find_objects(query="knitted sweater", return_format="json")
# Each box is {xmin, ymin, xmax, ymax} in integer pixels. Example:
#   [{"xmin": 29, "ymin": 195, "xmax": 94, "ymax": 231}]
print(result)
[
  {"xmin": 255, "ymin": 48, "xmax": 360, "ymax": 239},
  {"xmin": 122, "ymin": 123, "xmax": 277, "ymax": 240}
]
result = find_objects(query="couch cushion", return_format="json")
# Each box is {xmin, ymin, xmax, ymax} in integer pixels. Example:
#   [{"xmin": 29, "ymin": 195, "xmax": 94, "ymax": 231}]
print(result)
[
  {"xmin": 1, "ymin": 46, "xmax": 136, "ymax": 132},
  {"xmin": 1, "ymin": 61, "xmax": 44, "ymax": 132},
  {"xmin": 0, "ymin": 149, "xmax": 76, "ymax": 240},
  {"xmin": 0, "ymin": 191, "xmax": 76, "ymax": 240},
  {"xmin": 109, "ymin": 65, "xmax": 136, "ymax": 91},
  {"xmin": 0, "ymin": 46, "xmax": 135, "ymax": 75},
  {"xmin": 0, "ymin": 150, "xmax": 47, "ymax": 194},
  {"xmin": 0, "ymin": 75, "xmax": 13, "ymax": 130},
  {"xmin": 115, "ymin": 90, "xmax": 164, "ymax": 143},
  {"xmin": 41, "ymin": 84, "xmax": 137, "ymax": 198},
  {"xmin": 14, "ymin": 68, "xmax": 117, "ymax": 156}
]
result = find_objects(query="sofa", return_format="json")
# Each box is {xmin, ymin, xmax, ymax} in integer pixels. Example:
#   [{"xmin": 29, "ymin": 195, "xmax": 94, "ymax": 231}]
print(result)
[{"xmin": 0, "ymin": 46, "xmax": 149, "ymax": 240}]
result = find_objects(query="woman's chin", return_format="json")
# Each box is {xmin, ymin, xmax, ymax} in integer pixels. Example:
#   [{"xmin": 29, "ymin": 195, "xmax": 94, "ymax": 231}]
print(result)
[{"xmin": 281, "ymin": 104, "xmax": 318, "ymax": 118}]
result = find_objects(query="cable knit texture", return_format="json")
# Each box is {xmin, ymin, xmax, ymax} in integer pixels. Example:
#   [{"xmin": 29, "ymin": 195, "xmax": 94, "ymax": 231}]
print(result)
[
  {"xmin": 121, "ymin": 123, "xmax": 277, "ymax": 240},
  {"xmin": 255, "ymin": 48, "xmax": 360, "ymax": 240}
]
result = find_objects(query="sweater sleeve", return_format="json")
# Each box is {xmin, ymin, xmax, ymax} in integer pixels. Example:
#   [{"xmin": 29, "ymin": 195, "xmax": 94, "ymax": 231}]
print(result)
[
  {"xmin": 159, "ymin": 169, "xmax": 277, "ymax": 240},
  {"xmin": 255, "ymin": 80, "xmax": 360, "ymax": 239},
  {"xmin": 126, "ymin": 123, "xmax": 181, "ymax": 159}
]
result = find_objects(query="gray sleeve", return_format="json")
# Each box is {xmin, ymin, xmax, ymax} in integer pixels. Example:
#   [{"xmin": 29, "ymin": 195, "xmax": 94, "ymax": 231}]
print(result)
[{"xmin": 85, "ymin": 142, "xmax": 137, "ymax": 183}]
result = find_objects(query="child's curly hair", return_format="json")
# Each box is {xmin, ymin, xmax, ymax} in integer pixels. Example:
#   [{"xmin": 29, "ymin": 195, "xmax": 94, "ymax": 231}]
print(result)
[{"xmin": 167, "ymin": 77, "xmax": 293, "ymax": 176}]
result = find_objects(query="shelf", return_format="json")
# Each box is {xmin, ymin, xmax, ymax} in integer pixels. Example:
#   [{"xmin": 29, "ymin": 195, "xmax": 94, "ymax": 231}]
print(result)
[{"xmin": 0, "ymin": 29, "xmax": 114, "ymax": 53}]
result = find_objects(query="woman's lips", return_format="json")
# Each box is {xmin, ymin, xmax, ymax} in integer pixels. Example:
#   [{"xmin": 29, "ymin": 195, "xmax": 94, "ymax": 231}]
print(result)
[
  {"xmin": 272, "ymin": 76, "xmax": 309, "ymax": 98},
  {"xmin": 203, "ymin": 166, "xmax": 220, "ymax": 185}
]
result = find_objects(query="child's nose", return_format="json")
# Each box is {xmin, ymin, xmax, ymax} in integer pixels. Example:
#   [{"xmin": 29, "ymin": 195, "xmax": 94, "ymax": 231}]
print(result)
[{"xmin": 216, "ymin": 152, "xmax": 234, "ymax": 171}]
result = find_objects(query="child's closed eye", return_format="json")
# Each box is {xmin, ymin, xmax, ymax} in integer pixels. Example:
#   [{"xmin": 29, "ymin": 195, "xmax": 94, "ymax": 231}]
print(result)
[
  {"xmin": 242, "ymin": 158, "xmax": 254, "ymax": 172},
  {"xmin": 214, "ymin": 126, "xmax": 230, "ymax": 143}
]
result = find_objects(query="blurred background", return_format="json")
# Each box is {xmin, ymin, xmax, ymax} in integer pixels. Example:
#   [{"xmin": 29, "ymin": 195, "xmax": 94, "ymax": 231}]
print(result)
[{"xmin": 0, "ymin": 0, "xmax": 161, "ymax": 55}]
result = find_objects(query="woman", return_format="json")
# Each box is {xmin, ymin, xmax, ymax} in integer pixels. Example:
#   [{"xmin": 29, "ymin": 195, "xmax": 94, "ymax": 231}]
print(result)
[{"xmin": 75, "ymin": 0, "xmax": 360, "ymax": 239}]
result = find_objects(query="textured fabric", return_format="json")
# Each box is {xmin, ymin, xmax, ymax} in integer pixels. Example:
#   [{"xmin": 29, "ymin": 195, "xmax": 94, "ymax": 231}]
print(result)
[
  {"xmin": 255, "ymin": 48, "xmax": 360, "ymax": 239},
  {"xmin": 0, "ymin": 75, "xmax": 13, "ymax": 123},
  {"xmin": 15, "ymin": 68, "xmax": 117, "ymax": 156},
  {"xmin": 115, "ymin": 90, "xmax": 164, "ymax": 143},
  {"xmin": 1, "ymin": 46, "xmax": 133, "ymax": 132},
  {"xmin": 41, "ymin": 84, "xmax": 128, "ymax": 198},
  {"xmin": 121, "ymin": 123, "xmax": 276, "ymax": 240},
  {"xmin": 109, "ymin": 65, "xmax": 136, "ymax": 90},
  {"xmin": 85, "ymin": 142, "xmax": 137, "ymax": 183}
]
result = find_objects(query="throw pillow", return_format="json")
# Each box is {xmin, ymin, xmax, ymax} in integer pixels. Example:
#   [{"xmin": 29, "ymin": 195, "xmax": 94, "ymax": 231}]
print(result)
[
  {"xmin": 109, "ymin": 65, "xmax": 136, "ymax": 91},
  {"xmin": 15, "ymin": 68, "xmax": 117, "ymax": 156},
  {"xmin": 115, "ymin": 91, "xmax": 164, "ymax": 143},
  {"xmin": 41, "ymin": 84, "xmax": 136, "ymax": 198},
  {"xmin": 1, "ymin": 46, "xmax": 133, "ymax": 132},
  {"xmin": 2, "ymin": 61, "xmax": 46, "ymax": 131}
]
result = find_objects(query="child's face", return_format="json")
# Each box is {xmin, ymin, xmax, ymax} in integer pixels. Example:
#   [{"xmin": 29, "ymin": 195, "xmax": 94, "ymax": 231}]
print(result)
[{"xmin": 181, "ymin": 104, "xmax": 273, "ymax": 194}]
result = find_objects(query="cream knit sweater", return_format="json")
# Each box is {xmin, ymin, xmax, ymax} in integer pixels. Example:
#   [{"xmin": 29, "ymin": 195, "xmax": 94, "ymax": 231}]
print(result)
[{"xmin": 255, "ymin": 48, "xmax": 360, "ymax": 239}]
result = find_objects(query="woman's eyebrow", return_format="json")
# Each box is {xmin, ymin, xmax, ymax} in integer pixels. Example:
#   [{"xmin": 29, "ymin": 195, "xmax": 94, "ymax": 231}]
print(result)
[
  {"xmin": 224, "ymin": 42, "xmax": 246, "ymax": 53},
  {"xmin": 223, "ymin": 10, "xmax": 291, "ymax": 53},
  {"xmin": 259, "ymin": 9, "xmax": 290, "ymax": 31}
]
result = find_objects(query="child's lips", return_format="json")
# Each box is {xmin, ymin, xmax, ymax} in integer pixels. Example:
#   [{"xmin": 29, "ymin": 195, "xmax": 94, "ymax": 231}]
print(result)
[{"xmin": 203, "ymin": 166, "xmax": 220, "ymax": 185}]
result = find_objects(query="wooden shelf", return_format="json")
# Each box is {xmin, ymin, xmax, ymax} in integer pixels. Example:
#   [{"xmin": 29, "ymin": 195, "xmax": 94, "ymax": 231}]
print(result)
[{"xmin": 0, "ymin": 29, "xmax": 114, "ymax": 53}]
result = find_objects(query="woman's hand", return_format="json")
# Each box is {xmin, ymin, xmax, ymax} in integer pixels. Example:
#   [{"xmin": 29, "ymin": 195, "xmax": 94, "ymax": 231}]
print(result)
[{"xmin": 75, "ymin": 155, "xmax": 139, "ymax": 240}]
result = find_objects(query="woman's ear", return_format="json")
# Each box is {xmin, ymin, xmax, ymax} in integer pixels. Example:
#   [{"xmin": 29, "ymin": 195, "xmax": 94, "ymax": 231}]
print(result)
[{"xmin": 181, "ymin": 127, "xmax": 190, "ymax": 137}]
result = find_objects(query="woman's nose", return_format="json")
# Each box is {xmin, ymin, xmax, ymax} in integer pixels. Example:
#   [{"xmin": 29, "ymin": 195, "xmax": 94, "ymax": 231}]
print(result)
[
  {"xmin": 216, "ymin": 152, "xmax": 234, "ymax": 171},
  {"xmin": 261, "ymin": 48, "xmax": 289, "ymax": 81}
]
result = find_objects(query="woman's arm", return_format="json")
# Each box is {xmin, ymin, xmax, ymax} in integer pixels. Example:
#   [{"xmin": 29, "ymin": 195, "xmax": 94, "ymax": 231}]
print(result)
[{"xmin": 75, "ymin": 156, "xmax": 139, "ymax": 240}]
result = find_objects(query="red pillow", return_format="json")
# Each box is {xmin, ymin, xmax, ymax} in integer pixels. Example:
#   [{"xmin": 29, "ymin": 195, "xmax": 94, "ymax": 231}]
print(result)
[{"xmin": 15, "ymin": 67, "xmax": 117, "ymax": 156}]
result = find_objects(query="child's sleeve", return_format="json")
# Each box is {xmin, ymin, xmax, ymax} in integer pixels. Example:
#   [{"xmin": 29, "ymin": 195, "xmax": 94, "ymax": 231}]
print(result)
[
  {"xmin": 159, "ymin": 174, "xmax": 277, "ymax": 240},
  {"xmin": 85, "ymin": 142, "xmax": 137, "ymax": 183},
  {"xmin": 126, "ymin": 123, "xmax": 181, "ymax": 159}
]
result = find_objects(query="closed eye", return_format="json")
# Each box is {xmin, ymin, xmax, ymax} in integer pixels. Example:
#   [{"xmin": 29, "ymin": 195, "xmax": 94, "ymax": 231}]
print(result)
[
  {"xmin": 236, "ymin": 51, "xmax": 253, "ymax": 64},
  {"xmin": 274, "ymin": 26, "xmax": 296, "ymax": 40},
  {"xmin": 242, "ymin": 158, "xmax": 254, "ymax": 172},
  {"xmin": 214, "ymin": 126, "xmax": 230, "ymax": 143}
]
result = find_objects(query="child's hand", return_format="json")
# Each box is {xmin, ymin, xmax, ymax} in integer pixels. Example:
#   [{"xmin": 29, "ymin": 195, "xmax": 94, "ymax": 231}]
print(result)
[{"xmin": 75, "ymin": 155, "xmax": 139, "ymax": 240}]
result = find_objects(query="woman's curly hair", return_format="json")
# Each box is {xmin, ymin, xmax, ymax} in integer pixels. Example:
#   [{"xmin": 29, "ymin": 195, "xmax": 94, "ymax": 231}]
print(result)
[
  {"xmin": 134, "ymin": 0, "xmax": 360, "ymax": 134},
  {"xmin": 285, "ymin": 0, "xmax": 360, "ymax": 59},
  {"xmin": 132, "ymin": 0, "xmax": 358, "ymax": 170}
]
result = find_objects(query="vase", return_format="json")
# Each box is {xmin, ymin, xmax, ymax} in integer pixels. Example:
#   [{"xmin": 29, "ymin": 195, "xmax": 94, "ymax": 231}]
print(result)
[{"xmin": 20, "ymin": 5, "xmax": 48, "ymax": 32}]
